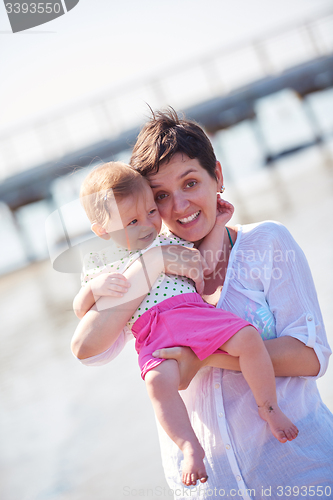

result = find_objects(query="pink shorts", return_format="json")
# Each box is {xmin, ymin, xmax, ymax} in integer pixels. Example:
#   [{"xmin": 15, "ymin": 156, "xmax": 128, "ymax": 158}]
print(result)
[{"xmin": 132, "ymin": 293, "xmax": 252, "ymax": 379}]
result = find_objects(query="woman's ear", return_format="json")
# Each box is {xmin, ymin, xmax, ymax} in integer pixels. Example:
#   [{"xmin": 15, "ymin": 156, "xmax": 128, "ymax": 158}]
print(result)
[
  {"xmin": 91, "ymin": 223, "xmax": 111, "ymax": 240},
  {"xmin": 215, "ymin": 161, "xmax": 224, "ymax": 191}
]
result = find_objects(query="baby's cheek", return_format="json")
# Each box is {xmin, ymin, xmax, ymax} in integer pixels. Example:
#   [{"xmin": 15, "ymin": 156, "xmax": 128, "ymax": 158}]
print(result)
[
  {"xmin": 156, "ymin": 218, "xmax": 163, "ymax": 233},
  {"xmin": 156, "ymin": 203, "xmax": 169, "ymax": 221}
]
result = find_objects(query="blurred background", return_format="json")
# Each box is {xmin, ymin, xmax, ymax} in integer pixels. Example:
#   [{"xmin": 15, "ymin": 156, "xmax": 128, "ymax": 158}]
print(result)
[{"xmin": 0, "ymin": 1, "xmax": 333, "ymax": 499}]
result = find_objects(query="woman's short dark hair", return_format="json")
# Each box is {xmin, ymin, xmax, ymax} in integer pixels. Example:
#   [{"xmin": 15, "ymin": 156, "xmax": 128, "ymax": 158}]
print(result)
[{"xmin": 130, "ymin": 108, "xmax": 217, "ymax": 180}]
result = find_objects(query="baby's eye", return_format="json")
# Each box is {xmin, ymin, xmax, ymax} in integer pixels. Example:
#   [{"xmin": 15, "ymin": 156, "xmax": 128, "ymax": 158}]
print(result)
[
  {"xmin": 148, "ymin": 208, "xmax": 157, "ymax": 215},
  {"xmin": 186, "ymin": 180, "xmax": 197, "ymax": 188},
  {"xmin": 128, "ymin": 219, "xmax": 137, "ymax": 226}
]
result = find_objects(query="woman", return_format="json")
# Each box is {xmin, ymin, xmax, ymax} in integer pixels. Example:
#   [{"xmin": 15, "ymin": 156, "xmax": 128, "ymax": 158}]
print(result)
[{"xmin": 72, "ymin": 109, "xmax": 333, "ymax": 499}]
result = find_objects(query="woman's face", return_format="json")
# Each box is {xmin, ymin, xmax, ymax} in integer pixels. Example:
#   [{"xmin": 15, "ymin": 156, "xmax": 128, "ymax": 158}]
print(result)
[{"xmin": 147, "ymin": 153, "xmax": 223, "ymax": 243}]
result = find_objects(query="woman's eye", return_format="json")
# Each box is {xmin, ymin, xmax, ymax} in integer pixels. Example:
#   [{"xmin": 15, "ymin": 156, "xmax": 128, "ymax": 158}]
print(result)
[
  {"xmin": 186, "ymin": 180, "xmax": 197, "ymax": 188},
  {"xmin": 156, "ymin": 193, "xmax": 167, "ymax": 201},
  {"xmin": 128, "ymin": 219, "xmax": 137, "ymax": 226}
]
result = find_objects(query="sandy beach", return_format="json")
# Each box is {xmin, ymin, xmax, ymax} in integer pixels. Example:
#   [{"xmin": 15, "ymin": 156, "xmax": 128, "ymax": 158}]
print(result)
[{"xmin": 0, "ymin": 145, "xmax": 332, "ymax": 500}]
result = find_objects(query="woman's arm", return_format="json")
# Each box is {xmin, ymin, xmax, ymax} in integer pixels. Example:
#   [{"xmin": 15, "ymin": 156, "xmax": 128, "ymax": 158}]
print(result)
[
  {"xmin": 264, "ymin": 223, "xmax": 330, "ymax": 377},
  {"xmin": 153, "ymin": 337, "xmax": 320, "ymax": 390},
  {"xmin": 205, "ymin": 337, "xmax": 320, "ymax": 376},
  {"xmin": 264, "ymin": 336, "xmax": 320, "ymax": 377},
  {"xmin": 71, "ymin": 245, "xmax": 206, "ymax": 360}
]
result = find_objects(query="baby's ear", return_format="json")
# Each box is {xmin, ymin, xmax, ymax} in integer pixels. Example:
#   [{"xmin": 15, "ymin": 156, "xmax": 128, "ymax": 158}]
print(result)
[{"xmin": 91, "ymin": 223, "xmax": 111, "ymax": 240}]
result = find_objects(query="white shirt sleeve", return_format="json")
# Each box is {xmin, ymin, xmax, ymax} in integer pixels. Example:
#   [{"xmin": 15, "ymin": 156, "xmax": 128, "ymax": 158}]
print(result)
[{"xmin": 262, "ymin": 222, "xmax": 331, "ymax": 378}]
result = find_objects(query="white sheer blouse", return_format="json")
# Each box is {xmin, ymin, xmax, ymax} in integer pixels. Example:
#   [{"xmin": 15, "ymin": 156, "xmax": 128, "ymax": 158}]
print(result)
[{"xmin": 78, "ymin": 221, "xmax": 333, "ymax": 499}]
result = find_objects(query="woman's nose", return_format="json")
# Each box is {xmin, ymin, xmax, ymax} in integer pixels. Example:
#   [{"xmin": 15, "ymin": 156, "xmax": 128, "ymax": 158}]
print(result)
[{"xmin": 172, "ymin": 192, "xmax": 190, "ymax": 214}]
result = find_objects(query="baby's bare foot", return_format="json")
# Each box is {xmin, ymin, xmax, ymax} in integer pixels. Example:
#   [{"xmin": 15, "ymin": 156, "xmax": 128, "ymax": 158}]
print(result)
[
  {"xmin": 258, "ymin": 402, "xmax": 299, "ymax": 443},
  {"xmin": 182, "ymin": 445, "xmax": 208, "ymax": 486}
]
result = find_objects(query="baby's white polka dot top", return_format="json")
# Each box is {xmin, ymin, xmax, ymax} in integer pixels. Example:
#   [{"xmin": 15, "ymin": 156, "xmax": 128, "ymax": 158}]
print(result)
[{"xmin": 81, "ymin": 227, "xmax": 197, "ymax": 329}]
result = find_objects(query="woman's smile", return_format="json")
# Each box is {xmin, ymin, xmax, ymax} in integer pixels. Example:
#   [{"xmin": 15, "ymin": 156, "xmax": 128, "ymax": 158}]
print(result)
[{"xmin": 178, "ymin": 210, "xmax": 201, "ymax": 225}]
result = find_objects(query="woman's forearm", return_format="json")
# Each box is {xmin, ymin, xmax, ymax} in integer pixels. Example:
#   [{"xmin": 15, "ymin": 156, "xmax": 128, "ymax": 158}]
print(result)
[
  {"xmin": 197, "ymin": 224, "xmax": 224, "ymax": 275},
  {"xmin": 264, "ymin": 336, "xmax": 320, "ymax": 377},
  {"xmin": 205, "ymin": 337, "xmax": 320, "ymax": 377}
]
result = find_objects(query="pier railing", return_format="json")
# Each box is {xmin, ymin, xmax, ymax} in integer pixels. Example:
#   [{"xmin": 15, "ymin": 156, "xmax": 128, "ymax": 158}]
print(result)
[{"xmin": 0, "ymin": 9, "xmax": 332, "ymax": 178}]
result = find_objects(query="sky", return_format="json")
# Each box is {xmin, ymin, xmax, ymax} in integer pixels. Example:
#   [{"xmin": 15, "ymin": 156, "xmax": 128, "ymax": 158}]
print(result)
[{"xmin": 1, "ymin": 0, "xmax": 333, "ymax": 136}]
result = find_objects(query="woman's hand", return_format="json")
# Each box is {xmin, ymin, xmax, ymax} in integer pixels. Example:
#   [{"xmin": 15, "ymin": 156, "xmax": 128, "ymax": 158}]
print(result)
[
  {"xmin": 152, "ymin": 346, "xmax": 206, "ymax": 390},
  {"xmin": 215, "ymin": 196, "xmax": 234, "ymax": 227},
  {"xmin": 161, "ymin": 245, "xmax": 207, "ymax": 295}
]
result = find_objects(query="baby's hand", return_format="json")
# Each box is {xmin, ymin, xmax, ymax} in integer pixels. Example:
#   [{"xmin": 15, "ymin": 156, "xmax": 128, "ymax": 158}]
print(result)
[
  {"xmin": 89, "ymin": 273, "xmax": 131, "ymax": 299},
  {"xmin": 215, "ymin": 196, "xmax": 234, "ymax": 226}
]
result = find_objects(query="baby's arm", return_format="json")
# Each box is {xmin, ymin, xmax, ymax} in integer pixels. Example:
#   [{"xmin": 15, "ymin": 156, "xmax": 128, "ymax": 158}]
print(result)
[
  {"xmin": 71, "ymin": 245, "xmax": 206, "ymax": 360},
  {"xmin": 145, "ymin": 361, "xmax": 207, "ymax": 486},
  {"xmin": 73, "ymin": 273, "xmax": 131, "ymax": 320},
  {"xmin": 198, "ymin": 197, "xmax": 234, "ymax": 275}
]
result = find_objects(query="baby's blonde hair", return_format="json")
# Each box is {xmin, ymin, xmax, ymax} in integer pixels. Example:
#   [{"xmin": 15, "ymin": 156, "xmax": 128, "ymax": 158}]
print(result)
[{"xmin": 80, "ymin": 161, "xmax": 145, "ymax": 227}]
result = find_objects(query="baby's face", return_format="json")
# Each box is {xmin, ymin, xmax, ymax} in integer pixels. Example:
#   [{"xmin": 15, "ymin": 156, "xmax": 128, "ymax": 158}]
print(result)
[{"xmin": 106, "ymin": 182, "xmax": 162, "ymax": 251}]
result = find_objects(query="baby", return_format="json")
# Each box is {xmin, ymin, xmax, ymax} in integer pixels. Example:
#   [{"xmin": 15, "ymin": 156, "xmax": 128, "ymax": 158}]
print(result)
[{"xmin": 72, "ymin": 161, "xmax": 299, "ymax": 487}]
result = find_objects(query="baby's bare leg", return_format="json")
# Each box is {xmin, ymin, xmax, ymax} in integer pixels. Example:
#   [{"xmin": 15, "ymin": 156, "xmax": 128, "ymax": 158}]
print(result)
[
  {"xmin": 221, "ymin": 327, "xmax": 299, "ymax": 443},
  {"xmin": 145, "ymin": 360, "xmax": 208, "ymax": 486}
]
